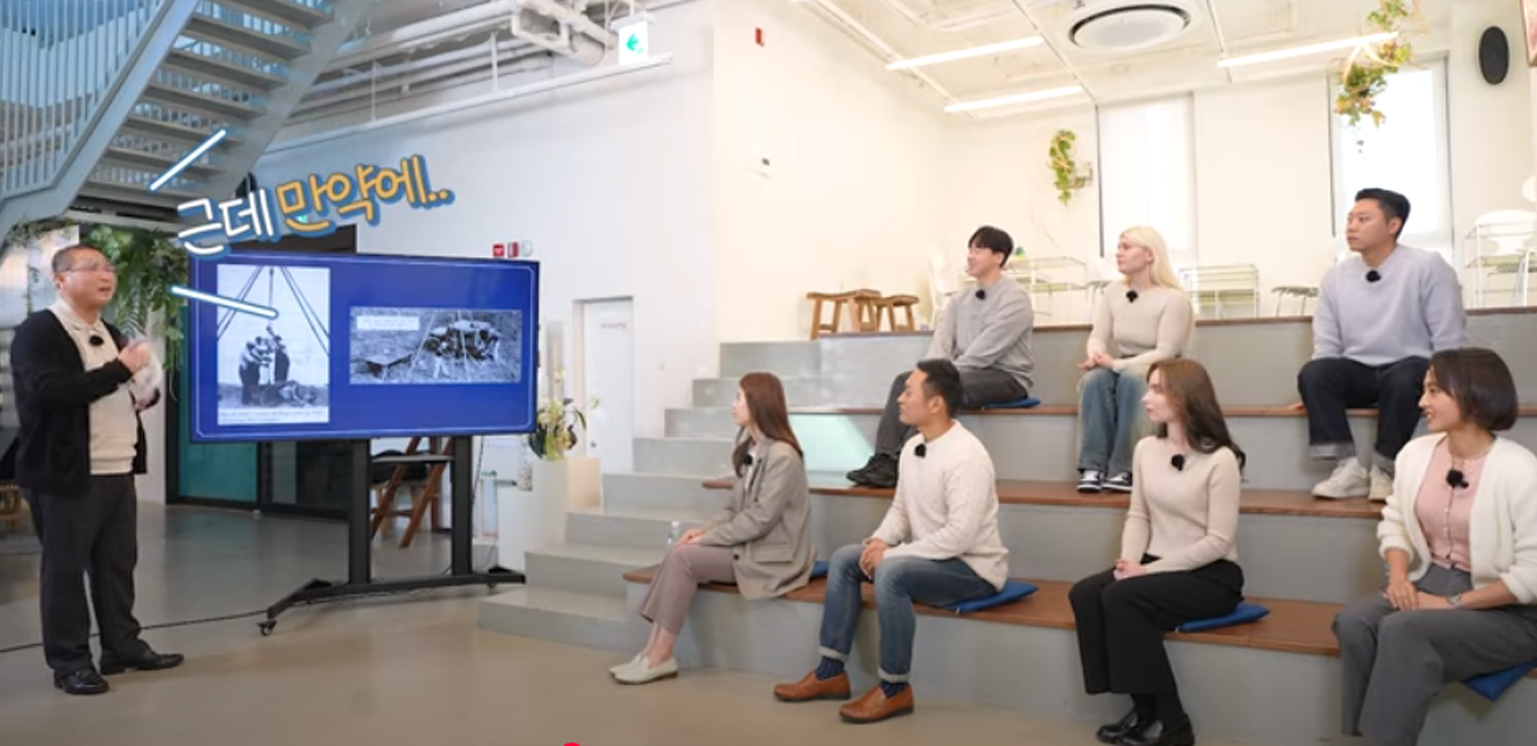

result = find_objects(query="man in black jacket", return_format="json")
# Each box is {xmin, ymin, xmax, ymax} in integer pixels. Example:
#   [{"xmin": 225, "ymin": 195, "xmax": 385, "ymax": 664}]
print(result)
[{"xmin": 11, "ymin": 244, "xmax": 183, "ymax": 695}]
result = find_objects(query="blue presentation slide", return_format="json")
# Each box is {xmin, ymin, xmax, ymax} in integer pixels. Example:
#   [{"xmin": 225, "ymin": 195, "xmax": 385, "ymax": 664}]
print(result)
[{"xmin": 188, "ymin": 251, "xmax": 539, "ymax": 442}]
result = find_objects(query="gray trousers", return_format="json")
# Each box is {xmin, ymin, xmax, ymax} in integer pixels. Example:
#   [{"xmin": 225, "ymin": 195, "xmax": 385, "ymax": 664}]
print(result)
[
  {"xmin": 874, "ymin": 367, "xmax": 1026, "ymax": 457},
  {"xmin": 1333, "ymin": 563, "xmax": 1537, "ymax": 746},
  {"xmin": 638, "ymin": 544, "xmax": 735, "ymax": 634}
]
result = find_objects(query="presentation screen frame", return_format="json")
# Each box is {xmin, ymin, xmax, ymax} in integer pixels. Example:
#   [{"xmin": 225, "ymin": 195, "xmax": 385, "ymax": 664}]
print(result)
[{"xmin": 187, "ymin": 251, "xmax": 540, "ymax": 443}]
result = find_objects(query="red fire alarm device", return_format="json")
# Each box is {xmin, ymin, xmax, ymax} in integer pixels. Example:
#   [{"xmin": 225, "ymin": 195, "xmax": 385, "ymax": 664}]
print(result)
[
  {"xmin": 492, "ymin": 243, "xmax": 506, "ymax": 258},
  {"xmin": 755, "ymin": 27, "xmax": 763, "ymax": 46}
]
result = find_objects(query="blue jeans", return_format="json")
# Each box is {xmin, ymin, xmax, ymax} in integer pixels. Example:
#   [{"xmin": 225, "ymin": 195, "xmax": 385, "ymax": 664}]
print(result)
[
  {"xmin": 1078, "ymin": 367, "xmax": 1147, "ymax": 476},
  {"xmin": 817, "ymin": 544, "xmax": 995, "ymax": 683}
]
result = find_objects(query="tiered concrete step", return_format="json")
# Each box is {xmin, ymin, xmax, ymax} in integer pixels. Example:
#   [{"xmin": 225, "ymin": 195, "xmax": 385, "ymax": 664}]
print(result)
[{"xmin": 477, "ymin": 586, "xmax": 633, "ymax": 652}]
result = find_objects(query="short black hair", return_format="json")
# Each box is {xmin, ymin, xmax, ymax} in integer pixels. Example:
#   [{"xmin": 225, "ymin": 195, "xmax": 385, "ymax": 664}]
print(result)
[
  {"xmin": 1354, "ymin": 188, "xmax": 1411, "ymax": 238},
  {"xmin": 52, "ymin": 244, "xmax": 103, "ymax": 274},
  {"xmin": 1429, "ymin": 347, "xmax": 1518, "ymax": 432},
  {"xmin": 968, "ymin": 225, "xmax": 1013, "ymax": 263},
  {"xmin": 915, "ymin": 359, "xmax": 964, "ymax": 417}
]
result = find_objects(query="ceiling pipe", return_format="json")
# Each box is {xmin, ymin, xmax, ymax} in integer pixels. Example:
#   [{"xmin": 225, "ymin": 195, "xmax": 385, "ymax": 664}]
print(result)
[
  {"xmin": 311, "ymin": 35, "xmax": 532, "ymax": 97},
  {"xmin": 517, "ymin": 0, "xmax": 616, "ymax": 47},
  {"xmin": 292, "ymin": 56, "xmax": 553, "ymax": 122},
  {"xmin": 298, "ymin": 37, "xmax": 544, "ymax": 113},
  {"xmin": 330, "ymin": 0, "xmax": 521, "ymax": 69}
]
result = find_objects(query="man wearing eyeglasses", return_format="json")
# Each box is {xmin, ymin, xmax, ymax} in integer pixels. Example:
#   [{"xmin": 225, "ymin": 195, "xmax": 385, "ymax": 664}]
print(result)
[{"xmin": 10, "ymin": 244, "xmax": 182, "ymax": 696}]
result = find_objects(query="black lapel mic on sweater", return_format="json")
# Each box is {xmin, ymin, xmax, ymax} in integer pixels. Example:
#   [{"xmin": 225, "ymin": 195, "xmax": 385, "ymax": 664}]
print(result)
[
  {"xmin": 1446, "ymin": 469, "xmax": 1468, "ymax": 489},
  {"xmin": 89, "ymin": 334, "xmax": 104, "ymax": 347},
  {"xmin": 975, "ymin": 289, "xmax": 986, "ymax": 300},
  {"xmin": 1126, "ymin": 290, "xmax": 1139, "ymax": 303},
  {"xmin": 915, "ymin": 444, "xmax": 927, "ymax": 458},
  {"xmin": 743, "ymin": 453, "xmax": 754, "ymax": 466},
  {"xmin": 1366, "ymin": 270, "xmax": 1381, "ymax": 283},
  {"xmin": 1171, "ymin": 454, "xmax": 1186, "ymax": 471}
]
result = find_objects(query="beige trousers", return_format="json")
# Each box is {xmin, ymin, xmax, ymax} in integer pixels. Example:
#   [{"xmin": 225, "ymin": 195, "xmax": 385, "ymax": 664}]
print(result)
[{"xmin": 639, "ymin": 544, "xmax": 736, "ymax": 634}]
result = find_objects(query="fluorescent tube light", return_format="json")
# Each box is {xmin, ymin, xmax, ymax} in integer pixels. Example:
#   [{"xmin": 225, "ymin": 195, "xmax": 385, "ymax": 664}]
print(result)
[
  {"xmin": 888, "ymin": 37, "xmax": 1043, "ymax": 70},
  {"xmin": 1218, "ymin": 32, "xmax": 1398, "ymax": 68},
  {"xmin": 944, "ymin": 86, "xmax": 1083, "ymax": 113}
]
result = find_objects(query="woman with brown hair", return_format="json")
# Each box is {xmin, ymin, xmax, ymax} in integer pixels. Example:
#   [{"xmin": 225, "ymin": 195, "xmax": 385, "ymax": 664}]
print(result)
[
  {"xmin": 610, "ymin": 372, "xmax": 814, "ymax": 684},
  {"xmin": 1068, "ymin": 358, "xmax": 1246, "ymax": 746}
]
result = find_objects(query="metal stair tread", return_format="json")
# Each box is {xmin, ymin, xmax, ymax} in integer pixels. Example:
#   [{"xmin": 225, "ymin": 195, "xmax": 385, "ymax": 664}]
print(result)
[
  {"xmin": 163, "ymin": 47, "xmax": 287, "ymax": 92},
  {"xmin": 220, "ymin": 0, "xmax": 335, "ymax": 30},
  {"xmin": 481, "ymin": 585, "xmax": 629, "ymax": 621},
  {"xmin": 185, "ymin": 14, "xmax": 311, "ymax": 61},
  {"xmin": 101, "ymin": 146, "xmax": 218, "ymax": 175},
  {"xmin": 121, "ymin": 115, "xmax": 246, "ymax": 146},
  {"xmin": 142, "ymin": 82, "xmax": 265, "ymax": 121}
]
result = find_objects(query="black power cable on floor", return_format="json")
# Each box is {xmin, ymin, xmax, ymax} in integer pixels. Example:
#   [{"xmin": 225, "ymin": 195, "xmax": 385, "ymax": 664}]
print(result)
[{"xmin": 0, "ymin": 608, "xmax": 266, "ymax": 657}]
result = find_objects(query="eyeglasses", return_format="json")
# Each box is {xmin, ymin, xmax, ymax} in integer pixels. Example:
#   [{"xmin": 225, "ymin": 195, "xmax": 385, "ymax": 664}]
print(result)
[{"xmin": 64, "ymin": 263, "xmax": 116, "ymax": 274}]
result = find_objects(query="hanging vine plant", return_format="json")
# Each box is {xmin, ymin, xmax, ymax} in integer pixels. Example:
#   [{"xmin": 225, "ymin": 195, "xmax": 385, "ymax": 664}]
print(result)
[
  {"xmin": 1048, "ymin": 129, "xmax": 1089, "ymax": 205},
  {"xmin": 1335, "ymin": 0, "xmax": 1417, "ymax": 149},
  {"xmin": 86, "ymin": 224, "xmax": 188, "ymax": 371}
]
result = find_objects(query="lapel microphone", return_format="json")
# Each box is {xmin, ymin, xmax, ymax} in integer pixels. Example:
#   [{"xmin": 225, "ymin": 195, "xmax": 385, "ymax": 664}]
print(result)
[
  {"xmin": 1366, "ymin": 270, "xmax": 1381, "ymax": 283},
  {"xmin": 915, "ymin": 443, "xmax": 927, "ymax": 458},
  {"xmin": 1126, "ymin": 290, "xmax": 1139, "ymax": 303},
  {"xmin": 1446, "ymin": 469, "xmax": 1467, "ymax": 489},
  {"xmin": 89, "ymin": 335, "xmax": 104, "ymax": 347},
  {"xmin": 1171, "ymin": 454, "xmax": 1185, "ymax": 471},
  {"xmin": 975, "ymin": 289, "xmax": 986, "ymax": 300},
  {"xmin": 743, "ymin": 453, "xmax": 754, "ymax": 466}
]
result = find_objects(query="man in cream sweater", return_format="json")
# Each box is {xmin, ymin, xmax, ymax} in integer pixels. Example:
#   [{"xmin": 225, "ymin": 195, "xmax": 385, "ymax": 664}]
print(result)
[
  {"xmin": 847, "ymin": 226, "xmax": 1034, "ymax": 488},
  {"xmin": 774, "ymin": 359, "xmax": 1008, "ymax": 724}
]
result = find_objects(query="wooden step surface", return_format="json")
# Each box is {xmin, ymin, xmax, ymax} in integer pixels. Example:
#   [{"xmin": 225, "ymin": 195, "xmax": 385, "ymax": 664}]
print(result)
[
  {"xmin": 701, "ymin": 476, "xmax": 1384, "ymax": 521},
  {"xmin": 789, "ymin": 405, "xmax": 1537, "ymax": 418}
]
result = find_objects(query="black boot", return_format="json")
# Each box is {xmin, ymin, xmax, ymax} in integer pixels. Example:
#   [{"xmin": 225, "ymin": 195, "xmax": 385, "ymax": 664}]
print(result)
[{"xmin": 1097, "ymin": 708, "xmax": 1154, "ymax": 744}]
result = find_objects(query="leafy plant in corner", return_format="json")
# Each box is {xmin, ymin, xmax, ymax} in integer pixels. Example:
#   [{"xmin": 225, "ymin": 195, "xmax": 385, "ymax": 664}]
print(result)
[
  {"xmin": 527, "ymin": 394, "xmax": 597, "ymax": 462},
  {"xmin": 1335, "ymin": 0, "xmax": 1417, "ymax": 149},
  {"xmin": 1048, "ymin": 129, "xmax": 1086, "ymax": 206},
  {"xmin": 86, "ymin": 224, "xmax": 188, "ymax": 373}
]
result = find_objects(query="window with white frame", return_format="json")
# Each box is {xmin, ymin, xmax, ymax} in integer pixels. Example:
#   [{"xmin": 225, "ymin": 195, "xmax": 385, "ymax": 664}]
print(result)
[
  {"xmin": 1097, "ymin": 95, "xmax": 1197, "ymax": 270},
  {"xmin": 1330, "ymin": 57, "xmax": 1453, "ymax": 264}
]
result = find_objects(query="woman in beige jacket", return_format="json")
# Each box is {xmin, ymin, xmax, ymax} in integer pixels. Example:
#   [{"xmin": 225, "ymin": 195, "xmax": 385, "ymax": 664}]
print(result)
[{"xmin": 610, "ymin": 372, "xmax": 814, "ymax": 684}]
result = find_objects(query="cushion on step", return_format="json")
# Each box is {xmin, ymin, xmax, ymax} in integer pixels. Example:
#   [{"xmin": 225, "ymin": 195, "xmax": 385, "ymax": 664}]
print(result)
[
  {"xmin": 1175, "ymin": 602, "xmax": 1271, "ymax": 633},
  {"xmin": 808, "ymin": 561, "xmax": 1037, "ymax": 613},
  {"xmin": 978, "ymin": 397, "xmax": 1040, "ymax": 410},
  {"xmin": 1463, "ymin": 661, "xmax": 1537, "ymax": 702}
]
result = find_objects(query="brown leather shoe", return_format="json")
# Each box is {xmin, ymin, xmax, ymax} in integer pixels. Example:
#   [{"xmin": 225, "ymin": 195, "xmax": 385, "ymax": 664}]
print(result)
[
  {"xmin": 839, "ymin": 685, "xmax": 915, "ymax": 724},
  {"xmin": 773, "ymin": 671, "xmax": 851, "ymax": 702}
]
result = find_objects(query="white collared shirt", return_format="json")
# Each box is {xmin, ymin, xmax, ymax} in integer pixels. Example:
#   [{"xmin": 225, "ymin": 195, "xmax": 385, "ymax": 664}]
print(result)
[{"xmin": 48, "ymin": 300, "xmax": 137, "ymax": 475}]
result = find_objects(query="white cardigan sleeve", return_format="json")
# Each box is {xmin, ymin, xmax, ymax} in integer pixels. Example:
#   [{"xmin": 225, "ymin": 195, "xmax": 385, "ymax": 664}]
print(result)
[
  {"xmin": 1497, "ymin": 446, "xmax": 1537, "ymax": 604},
  {"xmin": 1378, "ymin": 437, "xmax": 1433, "ymax": 561}
]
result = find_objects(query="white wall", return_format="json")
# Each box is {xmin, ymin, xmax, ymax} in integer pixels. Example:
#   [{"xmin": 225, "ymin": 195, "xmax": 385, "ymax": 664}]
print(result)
[
  {"xmin": 712, "ymin": 0, "xmax": 945, "ymax": 341},
  {"xmin": 1449, "ymin": 0, "xmax": 1535, "ymax": 249},
  {"xmin": 256, "ymin": 0, "xmax": 716, "ymax": 440}
]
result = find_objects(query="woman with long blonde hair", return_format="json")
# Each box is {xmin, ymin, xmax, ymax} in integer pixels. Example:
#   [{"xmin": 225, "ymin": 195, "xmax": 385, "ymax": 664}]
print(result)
[{"xmin": 1077, "ymin": 226, "xmax": 1194, "ymax": 493}]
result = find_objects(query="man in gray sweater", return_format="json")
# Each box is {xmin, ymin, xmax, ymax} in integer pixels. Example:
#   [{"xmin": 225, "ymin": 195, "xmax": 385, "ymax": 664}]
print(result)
[
  {"xmin": 847, "ymin": 226, "xmax": 1034, "ymax": 488},
  {"xmin": 1299, "ymin": 188, "xmax": 1466, "ymax": 500}
]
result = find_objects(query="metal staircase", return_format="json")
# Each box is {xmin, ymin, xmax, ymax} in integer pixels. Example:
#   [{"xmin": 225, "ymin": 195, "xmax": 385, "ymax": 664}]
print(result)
[{"xmin": 0, "ymin": 0, "xmax": 374, "ymax": 242}]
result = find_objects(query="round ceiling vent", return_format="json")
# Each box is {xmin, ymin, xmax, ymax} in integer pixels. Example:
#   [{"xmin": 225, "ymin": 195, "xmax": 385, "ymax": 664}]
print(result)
[{"xmin": 1066, "ymin": 2, "xmax": 1195, "ymax": 53}]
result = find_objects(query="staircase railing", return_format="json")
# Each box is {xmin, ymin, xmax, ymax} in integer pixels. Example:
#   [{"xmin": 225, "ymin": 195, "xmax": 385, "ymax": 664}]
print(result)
[{"xmin": 0, "ymin": 0, "xmax": 196, "ymax": 240}]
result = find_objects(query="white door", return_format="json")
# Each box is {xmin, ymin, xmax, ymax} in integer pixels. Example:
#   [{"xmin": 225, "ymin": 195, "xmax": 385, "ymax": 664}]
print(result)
[{"xmin": 578, "ymin": 298, "xmax": 635, "ymax": 473}]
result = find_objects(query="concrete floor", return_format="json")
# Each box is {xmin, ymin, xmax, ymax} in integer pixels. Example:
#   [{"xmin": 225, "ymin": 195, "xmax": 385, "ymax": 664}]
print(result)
[{"xmin": 0, "ymin": 506, "xmax": 1256, "ymax": 746}]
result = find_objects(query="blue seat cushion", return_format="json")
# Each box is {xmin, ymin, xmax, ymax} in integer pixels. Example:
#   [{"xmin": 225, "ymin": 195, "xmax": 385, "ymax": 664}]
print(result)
[
  {"xmin": 1463, "ymin": 661, "xmax": 1537, "ymax": 702},
  {"xmin": 978, "ymin": 396, "xmax": 1040, "ymax": 410},
  {"xmin": 808, "ymin": 561, "xmax": 1037, "ymax": 614},
  {"xmin": 1175, "ymin": 602, "xmax": 1271, "ymax": 633}
]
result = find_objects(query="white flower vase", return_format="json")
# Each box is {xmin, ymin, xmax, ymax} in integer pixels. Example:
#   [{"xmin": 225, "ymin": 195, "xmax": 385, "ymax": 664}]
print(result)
[{"xmin": 495, "ymin": 455, "xmax": 601, "ymax": 572}]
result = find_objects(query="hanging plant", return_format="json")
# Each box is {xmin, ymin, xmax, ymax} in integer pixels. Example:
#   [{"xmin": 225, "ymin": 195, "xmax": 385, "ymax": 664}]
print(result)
[
  {"xmin": 1048, "ymin": 129, "xmax": 1090, "ymax": 205},
  {"xmin": 85, "ymin": 224, "xmax": 188, "ymax": 372},
  {"xmin": 1334, "ymin": 0, "xmax": 1417, "ymax": 149}
]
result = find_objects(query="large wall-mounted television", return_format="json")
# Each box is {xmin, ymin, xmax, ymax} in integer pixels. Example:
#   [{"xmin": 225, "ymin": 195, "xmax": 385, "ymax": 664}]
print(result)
[{"xmin": 188, "ymin": 252, "xmax": 539, "ymax": 442}]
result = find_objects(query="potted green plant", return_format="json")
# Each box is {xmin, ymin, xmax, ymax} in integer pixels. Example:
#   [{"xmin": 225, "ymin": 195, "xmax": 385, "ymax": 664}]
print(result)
[
  {"xmin": 1335, "ymin": 0, "xmax": 1416, "ymax": 149},
  {"xmin": 1048, "ymin": 129, "xmax": 1092, "ymax": 205}
]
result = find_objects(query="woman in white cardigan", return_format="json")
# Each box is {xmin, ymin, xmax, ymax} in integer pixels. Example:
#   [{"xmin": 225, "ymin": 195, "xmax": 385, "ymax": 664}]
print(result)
[{"xmin": 1332, "ymin": 347, "xmax": 1537, "ymax": 746}]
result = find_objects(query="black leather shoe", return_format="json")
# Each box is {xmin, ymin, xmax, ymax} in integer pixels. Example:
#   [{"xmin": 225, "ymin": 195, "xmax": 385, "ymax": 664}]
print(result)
[
  {"xmin": 100, "ymin": 649, "xmax": 185, "ymax": 675},
  {"xmin": 1116, "ymin": 718, "xmax": 1195, "ymax": 746},
  {"xmin": 851, "ymin": 455, "xmax": 898, "ymax": 489},
  {"xmin": 55, "ymin": 668, "xmax": 109, "ymax": 695},
  {"xmin": 1097, "ymin": 709, "xmax": 1154, "ymax": 744}
]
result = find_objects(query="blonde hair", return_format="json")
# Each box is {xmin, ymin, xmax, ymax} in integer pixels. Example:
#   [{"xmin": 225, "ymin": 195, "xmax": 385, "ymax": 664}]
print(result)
[{"xmin": 1119, "ymin": 225, "xmax": 1196, "ymax": 353}]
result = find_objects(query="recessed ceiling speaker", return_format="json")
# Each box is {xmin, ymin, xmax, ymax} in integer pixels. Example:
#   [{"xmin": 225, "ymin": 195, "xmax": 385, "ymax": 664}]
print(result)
[
  {"xmin": 1066, "ymin": 1, "xmax": 1196, "ymax": 53},
  {"xmin": 1479, "ymin": 26, "xmax": 1509, "ymax": 85}
]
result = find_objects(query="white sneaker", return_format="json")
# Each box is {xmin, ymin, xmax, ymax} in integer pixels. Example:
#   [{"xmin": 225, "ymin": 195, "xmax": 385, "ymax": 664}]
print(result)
[
  {"xmin": 609, "ymin": 653, "xmax": 644, "ymax": 677},
  {"xmin": 1369, "ymin": 466, "xmax": 1392, "ymax": 502},
  {"xmin": 1312, "ymin": 458, "xmax": 1369, "ymax": 499},
  {"xmin": 613, "ymin": 656, "xmax": 678, "ymax": 685}
]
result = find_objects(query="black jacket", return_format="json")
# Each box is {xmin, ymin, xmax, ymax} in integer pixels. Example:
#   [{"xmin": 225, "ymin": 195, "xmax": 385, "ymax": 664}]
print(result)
[{"xmin": 9, "ymin": 310, "xmax": 148, "ymax": 496}]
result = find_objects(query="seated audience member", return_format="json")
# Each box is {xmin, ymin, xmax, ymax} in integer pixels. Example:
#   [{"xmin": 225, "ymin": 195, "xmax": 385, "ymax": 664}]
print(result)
[
  {"xmin": 1069, "ymin": 358, "xmax": 1245, "ymax": 746},
  {"xmin": 1078, "ymin": 226, "xmax": 1194, "ymax": 493},
  {"xmin": 846, "ymin": 226, "xmax": 1034, "ymax": 488},
  {"xmin": 1300, "ymin": 188, "xmax": 1466, "ymax": 500},
  {"xmin": 611, "ymin": 372, "xmax": 814, "ymax": 684},
  {"xmin": 1332, "ymin": 348, "xmax": 1537, "ymax": 746},
  {"xmin": 775, "ymin": 359, "xmax": 1008, "ymax": 723}
]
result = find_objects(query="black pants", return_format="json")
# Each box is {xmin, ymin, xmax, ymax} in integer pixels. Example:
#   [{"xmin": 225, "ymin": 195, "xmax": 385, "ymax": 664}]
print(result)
[
  {"xmin": 1297, "ymin": 357, "xmax": 1427, "ymax": 471},
  {"xmin": 239, "ymin": 363, "xmax": 260, "ymax": 403},
  {"xmin": 874, "ymin": 368, "xmax": 1026, "ymax": 457},
  {"xmin": 22, "ymin": 475, "xmax": 148, "ymax": 678},
  {"xmin": 1069, "ymin": 557, "xmax": 1244, "ymax": 696}
]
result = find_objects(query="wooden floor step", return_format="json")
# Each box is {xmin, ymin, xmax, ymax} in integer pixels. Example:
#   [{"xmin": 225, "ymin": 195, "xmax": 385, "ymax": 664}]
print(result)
[
  {"xmin": 701, "ymin": 476, "xmax": 1384, "ymax": 521},
  {"xmin": 791, "ymin": 404, "xmax": 1537, "ymax": 417}
]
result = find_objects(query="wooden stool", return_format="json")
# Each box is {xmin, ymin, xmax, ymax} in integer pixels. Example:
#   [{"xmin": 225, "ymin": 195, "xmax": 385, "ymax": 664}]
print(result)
[
  {"xmin": 0, "ymin": 482, "xmax": 28, "ymax": 533},
  {"xmin": 806, "ymin": 289, "xmax": 882, "ymax": 339},
  {"xmin": 872, "ymin": 294, "xmax": 920, "ymax": 332}
]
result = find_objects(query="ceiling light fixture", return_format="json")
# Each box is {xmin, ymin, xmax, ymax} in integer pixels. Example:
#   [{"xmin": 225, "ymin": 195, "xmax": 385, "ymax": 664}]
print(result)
[
  {"xmin": 887, "ymin": 37, "xmax": 1044, "ymax": 70},
  {"xmin": 944, "ymin": 86, "xmax": 1084, "ymax": 113},
  {"xmin": 1217, "ymin": 32, "xmax": 1398, "ymax": 68}
]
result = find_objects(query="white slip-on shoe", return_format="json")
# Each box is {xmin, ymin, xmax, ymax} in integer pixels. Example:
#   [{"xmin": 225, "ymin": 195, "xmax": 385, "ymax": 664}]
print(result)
[
  {"xmin": 1312, "ymin": 458, "xmax": 1369, "ymax": 499},
  {"xmin": 1368, "ymin": 466, "xmax": 1393, "ymax": 502},
  {"xmin": 609, "ymin": 653, "xmax": 645, "ymax": 677},
  {"xmin": 614, "ymin": 657, "xmax": 678, "ymax": 685}
]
